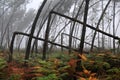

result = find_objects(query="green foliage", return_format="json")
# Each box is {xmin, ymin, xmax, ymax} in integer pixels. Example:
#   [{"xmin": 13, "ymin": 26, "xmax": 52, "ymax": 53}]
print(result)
[
  {"xmin": 107, "ymin": 68, "xmax": 120, "ymax": 74},
  {"xmin": 0, "ymin": 58, "xmax": 7, "ymax": 80},
  {"xmin": 105, "ymin": 67, "xmax": 120, "ymax": 80},
  {"xmin": 38, "ymin": 59, "xmax": 53, "ymax": 68},
  {"xmin": 34, "ymin": 67, "xmax": 57, "ymax": 75},
  {"xmin": 0, "ymin": 72, "xmax": 7, "ymax": 80},
  {"xmin": 58, "ymin": 65, "xmax": 70, "ymax": 72},
  {"xmin": 8, "ymin": 74, "xmax": 21, "ymax": 80},
  {"xmin": 59, "ymin": 73, "xmax": 69, "ymax": 79},
  {"xmin": 1, "ymin": 51, "xmax": 120, "ymax": 80},
  {"xmin": 84, "ymin": 56, "xmax": 110, "ymax": 73},
  {"xmin": 51, "ymin": 52, "xmax": 71, "ymax": 62},
  {"xmin": 33, "ymin": 74, "xmax": 62, "ymax": 80},
  {"xmin": 106, "ymin": 74, "xmax": 120, "ymax": 80},
  {"xmin": 103, "ymin": 55, "xmax": 120, "ymax": 67},
  {"xmin": 102, "ymin": 62, "xmax": 111, "ymax": 69},
  {"xmin": 0, "ymin": 58, "xmax": 7, "ymax": 70}
]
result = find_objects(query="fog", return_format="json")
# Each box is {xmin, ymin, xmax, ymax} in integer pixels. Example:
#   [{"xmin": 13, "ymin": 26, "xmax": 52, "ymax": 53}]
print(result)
[{"xmin": 0, "ymin": 0, "xmax": 120, "ymax": 52}]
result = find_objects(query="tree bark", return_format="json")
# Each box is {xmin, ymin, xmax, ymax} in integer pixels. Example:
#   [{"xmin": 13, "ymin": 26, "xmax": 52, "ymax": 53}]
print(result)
[
  {"xmin": 79, "ymin": 0, "xmax": 90, "ymax": 53},
  {"xmin": 51, "ymin": 11, "xmax": 119, "ymax": 40},
  {"xmin": 9, "ymin": 9, "xmax": 120, "ymax": 61},
  {"xmin": 62, "ymin": 33, "xmax": 98, "ymax": 48},
  {"xmin": 90, "ymin": 0, "xmax": 111, "ymax": 51},
  {"xmin": 113, "ymin": 1, "xmax": 116, "ymax": 54},
  {"xmin": 25, "ymin": 0, "xmax": 47, "ymax": 60},
  {"xmin": 31, "ymin": 0, "xmax": 64, "ymax": 54},
  {"xmin": 69, "ymin": 0, "xmax": 84, "ymax": 54},
  {"xmin": 42, "ymin": 13, "xmax": 51, "ymax": 60},
  {"xmin": 76, "ymin": 0, "xmax": 90, "ymax": 73},
  {"xmin": 102, "ymin": 0, "xmax": 105, "ymax": 49}
]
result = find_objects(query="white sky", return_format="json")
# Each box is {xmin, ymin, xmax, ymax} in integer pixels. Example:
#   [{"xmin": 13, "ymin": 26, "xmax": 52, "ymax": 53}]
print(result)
[{"xmin": 27, "ymin": 0, "xmax": 43, "ymax": 10}]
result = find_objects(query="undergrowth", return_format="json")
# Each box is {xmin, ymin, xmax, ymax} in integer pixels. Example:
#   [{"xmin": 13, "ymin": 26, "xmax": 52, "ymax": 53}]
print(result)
[{"xmin": 0, "ymin": 51, "xmax": 120, "ymax": 80}]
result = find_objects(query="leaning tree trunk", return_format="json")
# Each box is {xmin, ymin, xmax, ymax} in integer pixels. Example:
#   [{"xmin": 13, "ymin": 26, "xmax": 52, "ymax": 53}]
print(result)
[
  {"xmin": 76, "ymin": 0, "xmax": 90, "ymax": 72},
  {"xmin": 42, "ymin": 13, "xmax": 52, "ymax": 60},
  {"xmin": 25, "ymin": 0, "xmax": 47, "ymax": 61},
  {"xmin": 1, "ymin": 10, "xmax": 15, "ymax": 48},
  {"xmin": 113, "ymin": 1, "xmax": 116, "ymax": 54},
  {"xmin": 31, "ymin": 0, "xmax": 64, "ymax": 54},
  {"xmin": 17, "ymin": 25, "xmax": 31, "ymax": 51},
  {"xmin": 79, "ymin": 0, "xmax": 89, "ymax": 54},
  {"xmin": 90, "ymin": 0, "xmax": 111, "ymax": 51},
  {"xmin": 69, "ymin": 0, "xmax": 84, "ymax": 54}
]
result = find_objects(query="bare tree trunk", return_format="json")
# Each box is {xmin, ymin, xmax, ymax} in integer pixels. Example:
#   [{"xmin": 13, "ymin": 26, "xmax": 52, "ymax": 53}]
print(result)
[
  {"xmin": 25, "ymin": 0, "xmax": 47, "ymax": 61},
  {"xmin": 31, "ymin": 1, "xmax": 53, "ymax": 54},
  {"xmin": 63, "ymin": 33, "xmax": 98, "ymax": 48},
  {"xmin": 7, "ymin": 25, "xmax": 10, "ymax": 48},
  {"xmin": 61, "ymin": 33, "xmax": 63, "ymax": 51},
  {"xmin": 98, "ymin": 32, "xmax": 100, "ymax": 49},
  {"xmin": 31, "ymin": 0, "xmax": 65, "ymax": 54},
  {"xmin": 1, "ymin": 10, "xmax": 15, "ymax": 48},
  {"xmin": 69, "ymin": 0, "xmax": 84, "ymax": 54},
  {"xmin": 49, "ymin": 20, "xmax": 71, "ymax": 52},
  {"xmin": 51, "ymin": 10, "xmax": 120, "ymax": 44},
  {"xmin": 113, "ymin": 1, "xmax": 116, "ymax": 54},
  {"xmin": 102, "ymin": 0, "xmax": 104, "ymax": 49},
  {"xmin": 31, "ymin": 40, "xmax": 37, "ymax": 54},
  {"xmin": 9, "ymin": 9, "xmax": 120, "ymax": 62},
  {"xmin": 0, "ymin": 1, "xmax": 5, "ymax": 47},
  {"xmin": 76, "ymin": 0, "xmax": 90, "ymax": 73},
  {"xmin": 42, "ymin": 13, "xmax": 51, "ymax": 60},
  {"xmin": 90, "ymin": 0, "xmax": 111, "ymax": 51},
  {"xmin": 9, "ymin": 31, "xmax": 84, "ymax": 62},
  {"xmin": 109, "ymin": 21, "xmax": 112, "ymax": 49},
  {"xmin": 17, "ymin": 25, "xmax": 31, "ymax": 51},
  {"xmin": 79, "ymin": 0, "xmax": 89, "ymax": 53}
]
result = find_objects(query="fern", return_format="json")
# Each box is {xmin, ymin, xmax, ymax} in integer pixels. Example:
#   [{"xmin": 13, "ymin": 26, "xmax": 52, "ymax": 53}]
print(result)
[
  {"xmin": 107, "ymin": 68, "xmax": 120, "ymax": 74},
  {"xmin": 33, "ymin": 74, "xmax": 62, "ymax": 80},
  {"xmin": 0, "ymin": 58, "xmax": 7, "ymax": 70},
  {"xmin": 8, "ymin": 74, "xmax": 21, "ymax": 80}
]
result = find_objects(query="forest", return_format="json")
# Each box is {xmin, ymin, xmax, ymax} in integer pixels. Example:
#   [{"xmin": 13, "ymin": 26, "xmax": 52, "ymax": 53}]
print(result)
[{"xmin": 0, "ymin": 0, "xmax": 120, "ymax": 80}]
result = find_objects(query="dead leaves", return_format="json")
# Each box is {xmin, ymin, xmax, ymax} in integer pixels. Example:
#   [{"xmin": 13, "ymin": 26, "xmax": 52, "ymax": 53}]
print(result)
[
  {"xmin": 78, "ymin": 73, "xmax": 98, "ymax": 80},
  {"xmin": 77, "ymin": 69, "xmax": 97, "ymax": 80},
  {"xmin": 1, "ymin": 51, "xmax": 99, "ymax": 80},
  {"xmin": 54, "ymin": 59, "xmax": 60, "ymax": 66},
  {"xmin": 6, "ymin": 62, "xmax": 44, "ymax": 80},
  {"xmin": 78, "ymin": 54, "xmax": 87, "ymax": 61},
  {"xmin": 78, "ymin": 76, "xmax": 98, "ymax": 80},
  {"xmin": 78, "ymin": 77, "xmax": 86, "ymax": 80},
  {"xmin": 83, "ymin": 69, "xmax": 91, "ymax": 75},
  {"xmin": 68, "ymin": 59, "xmax": 77, "ymax": 68},
  {"xmin": 67, "ymin": 59, "xmax": 78, "ymax": 73},
  {"xmin": 70, "ymin": 53, "xmax": 98, "ymax": 80},
  {"xmin": 89, "ymin": 76, "xmax": 98, "ymax": 80}
]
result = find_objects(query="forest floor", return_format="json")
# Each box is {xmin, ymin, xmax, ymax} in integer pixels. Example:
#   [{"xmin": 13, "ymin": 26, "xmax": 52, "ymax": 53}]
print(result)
[{"xmin": 0, "ymin": 50, "xmax": 120, "ymax": 80}]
